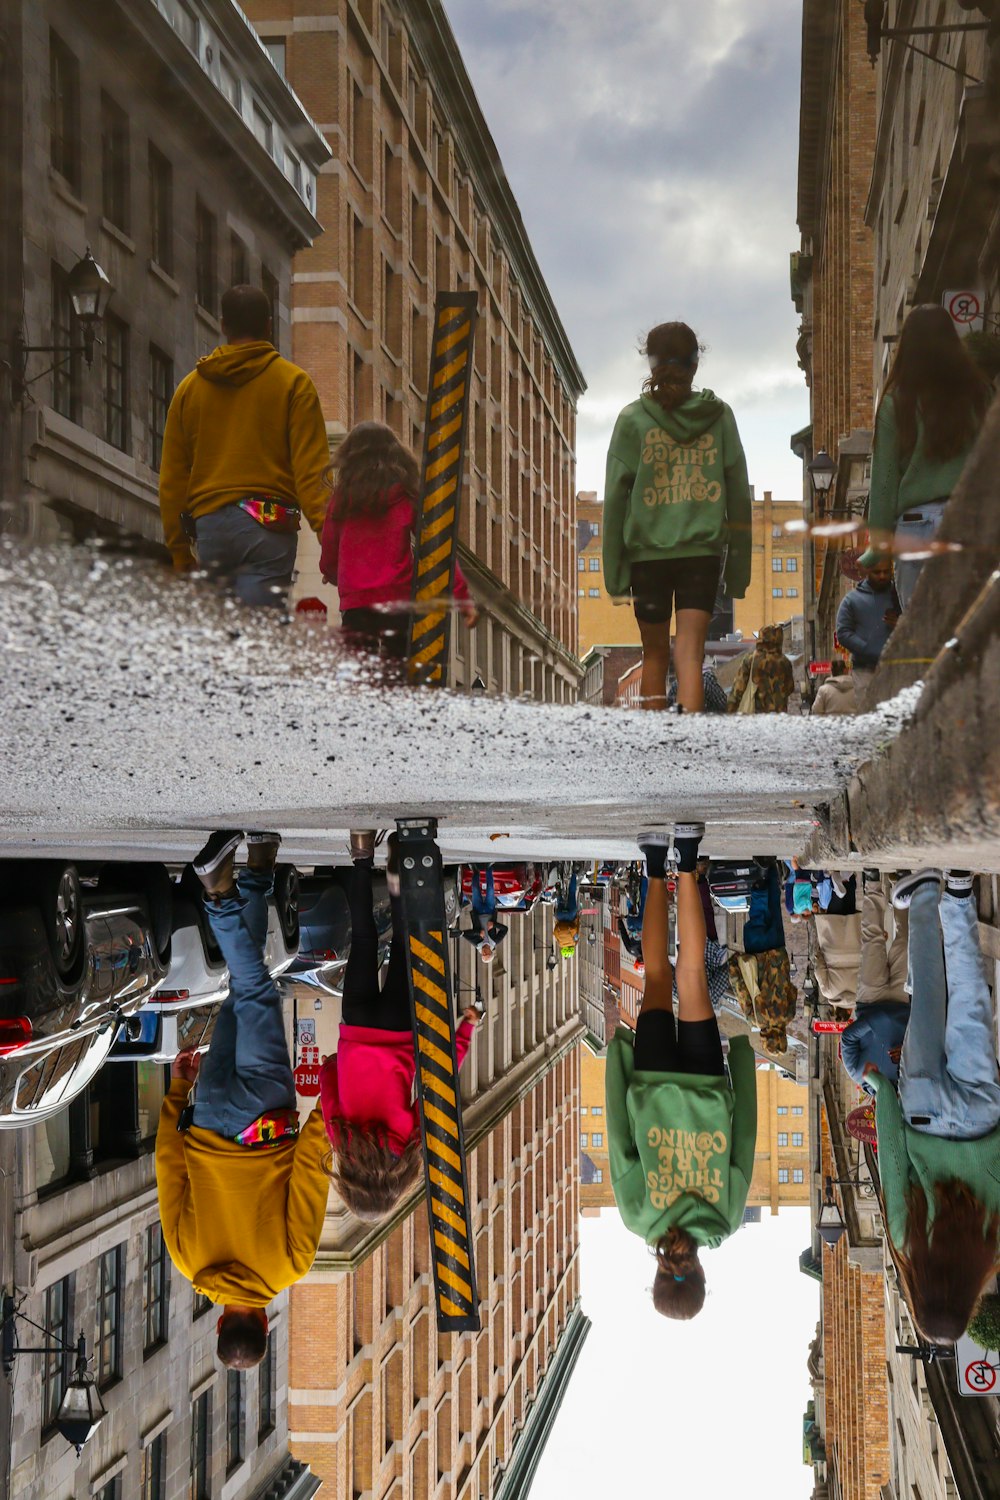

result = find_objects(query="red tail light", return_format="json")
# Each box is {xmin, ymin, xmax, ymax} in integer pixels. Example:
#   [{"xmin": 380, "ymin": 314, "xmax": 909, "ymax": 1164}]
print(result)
[
  {"xmin": 0, "ymin": 1017, "xmax": 32, "ymax": 1054},
  {"xmin": 308, "ymin": 949, "xmax": 338, "ymax": 961},
  {"xmin": 154, "ymin": 989, "xmax": 190, "ymax": 1004}
]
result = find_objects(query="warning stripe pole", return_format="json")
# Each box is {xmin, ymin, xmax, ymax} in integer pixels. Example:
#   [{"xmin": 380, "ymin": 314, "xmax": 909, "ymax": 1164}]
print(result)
[
  {"xmin": 408, "ymin": 291, "xmax": 478, "ymax": 686},
  {"xmin": 396, "ymin": 817, "xmax": 480, "ymax": 1332}
]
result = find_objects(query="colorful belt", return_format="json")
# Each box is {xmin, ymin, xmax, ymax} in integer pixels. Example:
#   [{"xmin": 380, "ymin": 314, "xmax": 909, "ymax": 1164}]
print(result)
[
  {"xmin": 234, "ymin": 1109, "xmax": 300, "ymax": 1148},
  {"xmin": 238, "ymin": 496, "xmax": 302, "ymax": 532}
]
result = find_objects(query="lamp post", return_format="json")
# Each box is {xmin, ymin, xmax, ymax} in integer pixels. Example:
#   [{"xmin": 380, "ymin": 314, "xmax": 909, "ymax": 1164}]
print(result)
[
  {"xmin": 10, "ymin": 248, "xmax": 113, "ymax": 403},
  {"xmin": 807, "ymin": 449, "xmax": 837, "ymax": 509},
  {"xmin": 816, "ymin": 1179, "xmax": 848, "ymax": 1248},
  {"xmin": 534, "ymin": 936, "xmax": 558, "ymax": 971},
  {"xmin": 1, "ymin": 1293, "xmax": 106, "ymax": 1456}
]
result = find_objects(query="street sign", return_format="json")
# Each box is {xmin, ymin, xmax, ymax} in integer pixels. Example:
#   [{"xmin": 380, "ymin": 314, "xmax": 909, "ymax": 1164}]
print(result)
[
  {"xmin": 294, "ymin": 1041, "xmax": 322, "ymax": 1098},
  {"xmin": 944, "ymin": 289, "xmax": 985, "ymax": 334},
  {"xmin": 811, "ymin": 1019, "xmax": 851, "ymax": 1033},
  {"xmin": 808, "ymin": 661, "xmax": 832, "ymax": 678},
  {"xmin": 957, "ymin": 1333, "xmax": 998, "ymax": 1396}
]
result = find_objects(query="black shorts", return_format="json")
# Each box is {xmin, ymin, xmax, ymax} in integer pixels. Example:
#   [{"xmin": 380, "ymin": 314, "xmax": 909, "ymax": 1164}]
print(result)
[
  {"xmin": 340, "ymin": 607, "xmax": 409, "ymax": 660},
  {"xmin": 633, "ymin": 1012, "xmax": 725, "ymax": 1076},
  {"xmin": 630, "ymin": 556, "xmax": 721, "ymax": 624}
]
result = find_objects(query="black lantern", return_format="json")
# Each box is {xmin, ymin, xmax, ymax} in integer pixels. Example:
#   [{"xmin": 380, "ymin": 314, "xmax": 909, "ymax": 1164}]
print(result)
[
  {"xmin": 807, "ymin": 449, "xmax": 837, "ymax": 500},
  {"xmin": 9, "ymin": 247, "xmax": 113, "ymax": 403},
  {"xmin": 817, "ymin": 1180, "xmax": 847, "ymax": 1248},
  {"xmin": 1, "ymin": 1294, "xmax": 107, "ymax": 1456}
]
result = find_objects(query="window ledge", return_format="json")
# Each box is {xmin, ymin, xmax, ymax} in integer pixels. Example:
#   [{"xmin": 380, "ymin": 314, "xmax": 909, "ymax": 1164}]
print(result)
[
  {"xmin": 195, "ymin": 304, "xmax": 221, "ymax": 336},
  {"xmin": 48, "ymin": 167, "xmax": 86, "ymax": 216},
  {"xmin": 100, "ymin": 218, "xmax": 135, "ymax": 254},
  {"xmin": 148, "ymin": 260, "xmax": 179, "ymax": 296}
]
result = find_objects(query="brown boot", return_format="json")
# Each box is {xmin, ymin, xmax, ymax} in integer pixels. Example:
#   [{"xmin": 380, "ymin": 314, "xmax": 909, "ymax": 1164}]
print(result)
[
  {"xmin": 192, "ymin": 830, "xmax": 243, "ymax": 900},
  {"xmin": 247, "ymin": 831, "xmax": 281, "ymax": 874}
]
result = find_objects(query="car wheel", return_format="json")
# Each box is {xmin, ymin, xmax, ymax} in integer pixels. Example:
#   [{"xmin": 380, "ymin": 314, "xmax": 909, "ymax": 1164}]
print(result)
[
  {"xmin": 273, "ymin": 864, "xmax": 300, "ymax": 951},
  {"xmin": 98, "ymin": 862, "xmax": 173, "ymax": 966},
  {"xmin": 32, "ymin": 863, "xmax": 84, "ymax": 982}
]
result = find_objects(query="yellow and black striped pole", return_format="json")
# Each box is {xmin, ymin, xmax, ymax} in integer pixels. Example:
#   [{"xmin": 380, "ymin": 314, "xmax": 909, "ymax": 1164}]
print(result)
[
  {"xmin": 395, "ymin": 817, "xmax": 480, "ymax": 1332},
  {"xmin": 408, "ymin": 291, "xmax": 478, "ymax": 685}
]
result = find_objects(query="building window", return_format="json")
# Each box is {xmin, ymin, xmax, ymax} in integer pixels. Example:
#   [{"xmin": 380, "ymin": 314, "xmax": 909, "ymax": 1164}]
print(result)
[
  {"xmin": 772, "ymin": 588, "xmax": 783, "ymax": 598},
  {"xmin": 51, "ymin": 265, "xmax": 81, "ymax": 422},
  {"xmin": 143, "ymin": 1223, "xmax": 169, "ymax": 1353},
  {"xmin": 777, "ymin": 1132, "xmax": 788, "ymax": 1147},
  {"xmin": 261, "ymin": 266, "xmax": 279, "ymax": 346},
  {"xmin": 190, "ymin": 1391, "xmax": 210, "ymax": 1499},
  {"xmin": 772, "ymin": 557, "xmax": 783, "ymax": 572},
  {"xmin": 778, "ymin": 1169, "xmax": 789, "ymax": 1184},
  {"xmin": 262, "ymin": 37, "xmax": 286, "ymax": 76},
  {"xmin": 251, "ymin": 100, "xmax": 273, "ymax": 155},
  {"xmin": 230, "ymin": 234, "xmax": 248, "ymax": 287},
  {"xmin": 148, "ymin": 347, "xmax": 172, "ymax": 471},
  {"xmin": 49, "ymin": 31, "xmax": 81, "ymax": 192},
  {"xmin": 101, "ymin": 93, "xmax": 130, "ymax": 232},
  {"xmin": 103, "ymin": 315, "xmax": 128, "ymax": 452},
  {"xmin": 588, "ymin": 588, "xmax": 600, "ymax": 597},
  {"xmin": 577, "ymin": 557, "xmax": 585, "ymax": 572},
  {"xmin": 578, "ymin": 588, "xmax": 584, "ymax": 598},
  {"xmin": 593, "ymin": 1169, "xmax": 603, "ymax": 1183},
  {"xmin": 786, "ymin": 557, "xmax": 798, "ymax": 572},
  {"xmin": 792, "ymin": 1106, "xmax": 803, "ymax": 1115},
  {"xmin": 579, "ymin": 1132, "xmax": 587, "ymax": 1148},
  {"xmin": 591, "ymin": 1132, "xmax": 603, "ymax": 1147},
  {"xmin": 591, "ymin": 1106, "xmax": 602, "ymax": 1116},
  {"xmin": 142, "ymin": 1433, "xmax": 165, "ymax": 1500},
  {"xmin": 192, "ymin": 1291, "xmax": 212, "ymax": 1320},
  {"xmin": 588, "ymin": 557, "xmax": 600, "ymax": 572},
  {"xmin": 590, "ymin": 521, "xmax": 600, "ymax": 536},
  {"xmin": 149, "ymin": 146, "xmax": 173, "ymax": 274},
  {"xmin": 793, "ymin": 1169, "xmax": 805, "ymax": 1184},
  {"xmin": 195, "ymin": 201, "xmax": 217, "ymax": 315},
  {"xmin": 258, "ymin": 1337, "xmax": 276, "ymax": 1441},
  {"xmin": 41, "ymin": 1277, "xmax": 71, "ymax": 1432},
  {"xmin": 220, "ymin": 55, "xmax": 241, "ymax": 110},
  {"xmin": 792, "ymin": 1132, "xmax": 804, "ymax": 1147},
  {"xmin": 96, "ymin": 1480, "xmax": 121, "ymax": 1500},
  {"xmin": 226, "ymin": 1369, "xmax": 245, "ymax": 1472},
  {"xmin": 772, "ymin": 525, "xmax": 782, "ymax": 538},
  {"xmin": 168, "ymin": 0, "xmax": 198, "ymax": 50},
  {"xmin": 97, "ymin": 1246, "xmax": 125, "ymax": 1388},
  {"xmin": 284, "ymin": 148, "xmax": 302, "ymax": 195},
  {"xmin": 787, "ymin": 587, "xmax": 799, "ymax": 598},
  {"xmin": 776, "ymin": 1106, "xmax": 787, "ymax": 1115}
]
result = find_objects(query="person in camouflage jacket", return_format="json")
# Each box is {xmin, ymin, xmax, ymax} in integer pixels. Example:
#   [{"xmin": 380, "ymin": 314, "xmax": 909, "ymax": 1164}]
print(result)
[
  {"xmin": 726, "ymin": 624, "xmax": 795, "ymax": 714},
  {"xmin": 727, "ymin": 945, "xmax": 798, "ymax": 1056}
]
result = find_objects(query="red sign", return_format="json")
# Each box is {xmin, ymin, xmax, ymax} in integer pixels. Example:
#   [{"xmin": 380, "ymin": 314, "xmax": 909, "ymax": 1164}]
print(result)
[
  {"xmin": 294, "ymin": 1042, "xmax": 322, "ymax": 1097},
  {"xmin": 846, "ymin": 1104, "xmax": 877, "ymax": 1144},
  {"xmin": 811, "ymin": 1019, "xmax": 851, "ymax": 1033},
  {"xmin": 295, "ymin": 596, "xmax": 328, "ymax": 618},
  {"xmin": 808, "ymin": 661, "xmax": 832, "ymax": 678},
  {"xmin": 965, "ymin": 1361, "xmax": 996, "ymax": 1393}
]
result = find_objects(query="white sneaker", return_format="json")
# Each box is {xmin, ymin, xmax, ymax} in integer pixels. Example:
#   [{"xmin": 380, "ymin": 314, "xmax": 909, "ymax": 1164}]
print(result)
[
  {"xmin": 943, "ymin": 869, "xmax": 974, "ymax": 898},
  {"xmin": 891, "ymin": 869, "xmax": 943, "ymax": 910}
]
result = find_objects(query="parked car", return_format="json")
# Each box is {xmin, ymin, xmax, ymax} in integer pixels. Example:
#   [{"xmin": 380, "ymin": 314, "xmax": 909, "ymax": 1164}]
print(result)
[
  {"xmin": 707, "ymin": 860, "xmax": 765, "ymax": 914},
  {"xmin": 108, "ymin": 1000, "xmax": 221, "ymax": 1065},
  {"xmin": 0, "ymin": 860, "xmax": 171, "ymax": 1128},
  {"xmin": 459, "ymin": 863, "xmax": 543, "ymax": 913}
]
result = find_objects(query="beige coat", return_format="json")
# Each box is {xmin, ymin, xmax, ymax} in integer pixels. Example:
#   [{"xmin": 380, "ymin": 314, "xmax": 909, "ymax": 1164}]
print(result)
[
  {"xmin": 813, "ymin": 912, "xmax": 862, "ymax": 1008},
  {"xmin": 811, "ymin": 675, "xmax": 857, "ymax": 715}
]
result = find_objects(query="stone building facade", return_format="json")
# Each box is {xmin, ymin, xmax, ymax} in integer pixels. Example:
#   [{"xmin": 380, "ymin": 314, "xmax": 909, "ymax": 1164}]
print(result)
[
  {"xmin": 242, "ymin": 0, "xmax": 587, "ymax": 702},
  {"xmin": 0, "ymin": 0, "xmax": 329, "ymax": 551},
  {"xmin": 791, "ymin": 0, "xmax": 878, "ymax": 659}
]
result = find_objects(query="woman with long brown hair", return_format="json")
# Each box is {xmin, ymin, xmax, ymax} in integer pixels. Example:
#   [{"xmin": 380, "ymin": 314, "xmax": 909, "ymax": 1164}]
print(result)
[
  {"xmin": 602, "ymin": 322, "xmax": 753, "ymax": 711},
  {"xmin": 867, "ymin": 304, "xmax": 992, "ymax": 611},
  {"xmin": 606, "ymin": 822, "xmax": 758, "ymax": 1319},
  {"xmin": 865, "ymin": 869, "xmax": 1000, "ymax": 1342},
  {"xmin": 320, "ymin": 421, "xmax": 478, "ymax": 662},
  {"xmin": 320, "ymin": 832, "xmax": 481, "ymax": 1220}
]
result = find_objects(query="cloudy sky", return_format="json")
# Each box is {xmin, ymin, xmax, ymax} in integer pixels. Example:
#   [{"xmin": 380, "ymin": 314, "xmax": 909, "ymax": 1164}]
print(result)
[{"xmin": 445, "ymin": 0, "xmax": 809, "ymax": 501}]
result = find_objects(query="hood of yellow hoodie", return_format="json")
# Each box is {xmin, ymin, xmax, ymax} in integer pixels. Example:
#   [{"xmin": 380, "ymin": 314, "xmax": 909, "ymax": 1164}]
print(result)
[
  {"xmin": 192, "ymin": 1261, "xmax": 276, "ymax": 1307},
  {"xmin": 196, "ymin": 341, "xmax": 281, "ymax": 387}
]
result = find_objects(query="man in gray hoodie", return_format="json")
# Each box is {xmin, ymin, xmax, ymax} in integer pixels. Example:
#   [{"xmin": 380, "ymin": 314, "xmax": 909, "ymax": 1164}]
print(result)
[{"xmin": 835, "ymin": 558, "xmax": 900, "ymax": 703}]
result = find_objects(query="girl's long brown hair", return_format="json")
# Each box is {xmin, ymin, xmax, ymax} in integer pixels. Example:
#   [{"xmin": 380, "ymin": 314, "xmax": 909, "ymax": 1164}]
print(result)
[
  {"xmin": 326, "ymin": 1125, "xmax": 422, "ymax": 1221},
  {"xmin": 892, "ymin": 1179, "xmax": 1000, "ymax": 1343},
  {"xmin": 641, "ymin": 322, "xmax": 703, "ymax": 413},
  {"xmin": 880, "ymin": 303, "xmax": 991, "ymax": 465},
  {"xmin": 326, "ymin": 420, "xmax": 420, "ymax": 518},
  {"xmin": 651, "ymin": 1225, "xmax": 706, "ymax": 1320}
]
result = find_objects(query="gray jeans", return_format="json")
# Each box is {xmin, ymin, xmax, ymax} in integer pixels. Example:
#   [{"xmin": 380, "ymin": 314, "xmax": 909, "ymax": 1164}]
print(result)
[{"xmin": 195, "ymin": 504, "xmax": 297, "ymax": 608}]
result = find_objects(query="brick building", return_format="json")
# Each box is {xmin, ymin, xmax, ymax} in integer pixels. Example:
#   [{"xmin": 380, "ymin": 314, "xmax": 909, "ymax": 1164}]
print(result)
[
  {"xmin": 287, "ymin": 1049, "xmax": 583, "ymax": 1498},
  {"xmin": 0, "ymin": 0, "xmax": 328, "ymax": 552},
  {"xmin": 242, "ymin": 0, "xmax": 587, "ymax": 701},
  {"xmin": 732, "ymin": 492, "xmax": 806, "ymax": 642},
  {"xmin": 791, "ymin": 0, "xmax": 877, "ymax": 660}
]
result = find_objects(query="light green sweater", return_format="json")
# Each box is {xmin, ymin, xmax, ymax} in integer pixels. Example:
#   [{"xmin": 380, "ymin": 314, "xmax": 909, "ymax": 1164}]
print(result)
[
  {"xmin": 606, "ymin": 1029, "xmax": 757, "ymax": 1249},
  {"xmin": 867, "ymin": 393, "xmax": 979, "ymax": 534}
]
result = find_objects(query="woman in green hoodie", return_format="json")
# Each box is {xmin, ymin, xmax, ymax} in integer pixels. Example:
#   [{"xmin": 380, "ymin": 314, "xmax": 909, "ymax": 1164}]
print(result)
[
  {"xmin": 606, "ymin": 822, "xmax": 758, "ymax": 1320},
  {"xmin": 867, "ymin": 304, "xmax": 991, "ymax": 612},
  {"xmin": 603, "ymin": 322, "xmax": 753, "ymax": 711}
]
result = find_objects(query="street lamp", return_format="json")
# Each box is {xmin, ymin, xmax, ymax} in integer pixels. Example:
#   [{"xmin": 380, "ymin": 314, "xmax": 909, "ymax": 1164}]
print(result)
[
  {"xmin": 1, "ymin": 1293, "xmax": 106, "ymax": 1456},
  {"xmin": 534, "ymin": 936, "xmax": 558, "ymax": 971},
  {"xmin": 817, "ymin": 1180, "xmax": 848, "ymax": 1248},
  {"xmin": 807, "ymin": 449, "xmax": 837, "ymax": 503},
  {"xmin": 9, "ymin": 247, "xmax": 113, "ymax": 403}
]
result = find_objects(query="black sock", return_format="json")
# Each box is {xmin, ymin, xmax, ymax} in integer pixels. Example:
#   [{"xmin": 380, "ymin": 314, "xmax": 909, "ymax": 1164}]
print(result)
[
  {"xmin": 674, "ymin": 837, "xmax": 701, "ymax": 875},
  {"xmin": 642, "ymin": 844, "xmax": 669, "ymax": 880}
]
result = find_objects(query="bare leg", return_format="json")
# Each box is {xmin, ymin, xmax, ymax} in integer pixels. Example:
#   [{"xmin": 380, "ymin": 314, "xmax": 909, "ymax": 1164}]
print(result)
[
  {"xmin": 674, "ymin": 870, "xmax": 713, "ymax": 1021},
  {"xmin": 637, "ymin": 619, "xmax": 671, "ymax": 711},
  {"xmin": 673, "ymin": 609, "xmax": 712, "ymax": 712},
  {"xmin": 639, "ymin": 875, "xmax": 674, "ymax": 1013}
]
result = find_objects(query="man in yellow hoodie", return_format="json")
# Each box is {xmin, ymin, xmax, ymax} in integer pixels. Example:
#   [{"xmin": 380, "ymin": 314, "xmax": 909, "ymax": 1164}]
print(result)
[
  {"xmin": 158, "ymin": 284, "xmax": 330, "ymax": 606},
  {"xmin": 156, "ymin": 829, "xmax": 329, "ymax": 1369}
]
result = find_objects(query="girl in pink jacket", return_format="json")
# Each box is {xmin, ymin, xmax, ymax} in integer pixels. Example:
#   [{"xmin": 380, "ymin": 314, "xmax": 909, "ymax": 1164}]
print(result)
[
  {"xmin": 320, "ymin": 832, "xmax": 480, "ymax": 1219},
  {"xmin": 320, "ymin": 421, "xmax": 477, "ymax": 663}
]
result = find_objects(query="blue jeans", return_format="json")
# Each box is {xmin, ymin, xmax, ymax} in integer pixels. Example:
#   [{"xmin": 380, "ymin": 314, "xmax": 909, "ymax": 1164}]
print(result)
[
  {"xmin": 893, "ymin": 500, "xmax": 947, "ymax": 613},
  {"xmin": 191, "ymin": 869, "xmax": 295, "ymax": 1138},
  {"xmin": 195, "ymin": 504, "xmax": 298, "ymax": 608},
  {"xmin": 743, "ymin": 867, "xmax": 785, "ymax": 955},
  {"xmin": 556, "ymin": 872, "xmax": 578, "ymax": 923},
  {"xmin": 898, "ymin": 883, "xmax": 1000, "ymax": 1138},
  {"xmin": 471, "ymin": 867, "xmax": 496, "ymax": 918}
]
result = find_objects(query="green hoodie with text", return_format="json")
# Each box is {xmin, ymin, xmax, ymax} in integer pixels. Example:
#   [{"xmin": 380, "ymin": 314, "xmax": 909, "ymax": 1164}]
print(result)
[
  {"xmin": 606, "ymin": 1029, "xmax": 758, "ymax": 1249},
  {"xmin": 602, "ymin": 391, "xmax": 753, "ymax": 600}
]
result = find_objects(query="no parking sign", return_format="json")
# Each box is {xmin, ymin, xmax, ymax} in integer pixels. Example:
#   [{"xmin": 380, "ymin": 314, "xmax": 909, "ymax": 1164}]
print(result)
[
  {"xmin": 957, "ymin": 1333, "xmax": 999, "ymax": 1396},
  {"xmin": 943, "ymin": 289, "xmax": 985, "ymax": 335}
]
